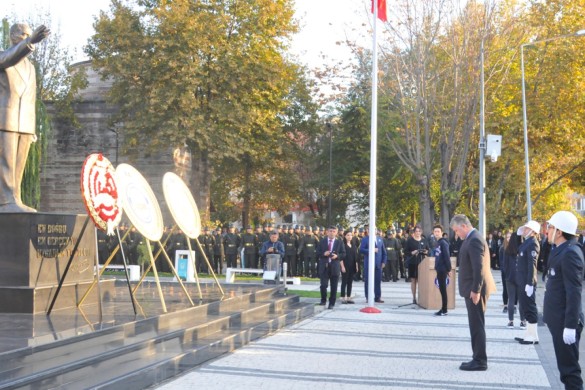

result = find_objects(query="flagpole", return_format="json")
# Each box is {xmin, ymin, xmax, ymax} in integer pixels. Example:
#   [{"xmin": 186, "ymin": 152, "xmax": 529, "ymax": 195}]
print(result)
[{"xmin": 361, "ymin": 0, "xmax": 380, "ymax": 314}]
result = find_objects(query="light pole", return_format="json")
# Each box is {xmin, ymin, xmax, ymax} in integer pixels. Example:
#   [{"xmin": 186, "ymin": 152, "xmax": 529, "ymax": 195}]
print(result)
[
  {"xmin": 326, "ymin": 122, "xmax": 333, "ymax": 226},
  {"xmin": 520, "ymin": 29, "xmax": 585, "ymax": 220},
  {"xmin": 479, "ymin": 38, "xmax": 486, "ymax": 237}
]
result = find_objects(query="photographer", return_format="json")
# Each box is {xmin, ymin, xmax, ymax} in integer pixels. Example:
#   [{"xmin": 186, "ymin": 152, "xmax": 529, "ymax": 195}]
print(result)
[
  {"xmin": 405, "ymin": 225, "xmax": 430, "ymax": 305},
  {"xmin": 259, "ymin": 230, "xmax": 285, "ymax": 270}
]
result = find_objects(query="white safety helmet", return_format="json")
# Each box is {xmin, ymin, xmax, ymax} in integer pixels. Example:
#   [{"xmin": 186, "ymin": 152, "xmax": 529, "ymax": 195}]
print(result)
[
  {"xmin": 516, "ymin": 220, "xmax": 541, "ymax": 237},
  {"xmin": 547, "ymin": 211, "xmax": 579, "ymax": 236}
]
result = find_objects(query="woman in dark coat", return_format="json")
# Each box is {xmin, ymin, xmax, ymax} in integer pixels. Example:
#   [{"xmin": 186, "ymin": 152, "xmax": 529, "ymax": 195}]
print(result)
[
  {"xmin": 404, "ymin": 225, "xmax": 429, "ymax": 305},
  {"xmin": 341, "ymin": 230, "xmax": 359, "ymax": 304},
  {"xmin": 503, "ymin": 232, "xmax": 524, "ymax": 328},
  {"xmin": 499, "ymin": 231, "xmax": 511, "ymax": 313}
]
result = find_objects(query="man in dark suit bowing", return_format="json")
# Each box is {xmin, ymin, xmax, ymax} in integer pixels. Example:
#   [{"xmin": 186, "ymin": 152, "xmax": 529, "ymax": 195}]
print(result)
[
  {"xmin": 316, "ymin": 226, "xmax": 346, "ymax": 309},
  {"xmin": 450, "ymin": 214, "xmax": 496, "ymax": 371}
]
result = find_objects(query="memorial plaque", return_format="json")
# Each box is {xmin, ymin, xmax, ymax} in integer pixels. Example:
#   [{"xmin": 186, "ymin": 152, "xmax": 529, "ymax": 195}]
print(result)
[{"xmin": 0, "ymin": 213, "xmax": 96, "ymax": 312}]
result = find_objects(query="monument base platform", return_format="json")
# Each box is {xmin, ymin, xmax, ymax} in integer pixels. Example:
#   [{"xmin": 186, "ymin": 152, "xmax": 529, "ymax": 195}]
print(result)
[
  {"xmin": 0, "ymin": 279, "xmax": 315, "ymax": 389},
  {"xmin": 0, "ymin": 279, "xmax": 114, "ymax": 313},
  {"xmin": 0, "ymin": 212, "xmax": 97, "ymax": 313}
]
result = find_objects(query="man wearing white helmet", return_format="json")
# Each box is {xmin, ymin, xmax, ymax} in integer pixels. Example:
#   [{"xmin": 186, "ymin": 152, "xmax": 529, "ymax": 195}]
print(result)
[
  {"xmin": 543, "ymin": 211, "xmax": 584, "ymax": 389},
  {"xmin": 514, "ymin": 220, "xmax": 541, "ymax": 345}
]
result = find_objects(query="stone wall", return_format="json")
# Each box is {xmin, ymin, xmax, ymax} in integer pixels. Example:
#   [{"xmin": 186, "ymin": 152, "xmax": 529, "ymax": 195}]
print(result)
[{"xmin": 41, "ymin": 61, "xmax": 176, "ymax": 223}]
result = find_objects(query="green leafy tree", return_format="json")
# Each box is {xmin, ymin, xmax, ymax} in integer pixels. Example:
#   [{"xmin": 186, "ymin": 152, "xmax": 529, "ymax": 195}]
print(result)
[
  {"xmin": 307, "ymin": 48, "xmax": 418, "ymax": 229},
  {"xmin": 218, "ymin": 66, "xmax": 320, "ymax": 227},
  {"xmin": 86, "ymin": 0, "xmax": 308, "ymax": 222}
]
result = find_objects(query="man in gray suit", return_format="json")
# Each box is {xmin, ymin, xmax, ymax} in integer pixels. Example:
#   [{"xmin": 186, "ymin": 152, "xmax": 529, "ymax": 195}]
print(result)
[
  {"xmin": 0, "ymin": 23, "xmax": 50, "ymax": 212},
  {"xmin": 450, "ymin": 214, "xmax": 496, "ymax": 371}
]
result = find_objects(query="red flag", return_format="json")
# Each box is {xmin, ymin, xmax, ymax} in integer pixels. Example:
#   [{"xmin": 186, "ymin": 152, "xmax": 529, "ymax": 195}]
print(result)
[{"xmin": 371, "ymin": 0, "xmax": 387, "ymax": 22}]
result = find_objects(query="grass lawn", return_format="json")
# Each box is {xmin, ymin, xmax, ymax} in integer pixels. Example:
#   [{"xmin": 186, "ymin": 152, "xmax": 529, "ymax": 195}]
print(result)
[
  {"xmin": 103, "ymin": 271, "xmax": 320, "ymax": 283},
  {"xmin": 286, "ymin": 290, "xmax": 340, "ymax": 298}
]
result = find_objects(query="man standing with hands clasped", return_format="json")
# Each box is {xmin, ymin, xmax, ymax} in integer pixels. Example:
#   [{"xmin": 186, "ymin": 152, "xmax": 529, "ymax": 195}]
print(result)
[
  {"xmin": 543, "ymin": 211, "xmax": 584, "ymax": 389},
  {"xmin": 316, "ymin": 226, "xmax": 346, "ymax": 309},
  {"xmin": 450, "ymin": 214, "xmax": 496, "ymax": 371}
]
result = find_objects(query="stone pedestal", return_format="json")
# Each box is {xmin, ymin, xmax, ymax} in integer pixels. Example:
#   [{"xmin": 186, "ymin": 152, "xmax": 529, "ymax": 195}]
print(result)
[{"xmin": 0, "ymin": 213, "xmax": 97, "ymax": 313}]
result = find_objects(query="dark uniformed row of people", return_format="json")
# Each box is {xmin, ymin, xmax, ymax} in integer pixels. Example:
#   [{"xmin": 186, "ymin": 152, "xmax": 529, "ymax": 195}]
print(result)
[
  {"xmin": 98, "ymin": 223, "xmax": 424, "ymax": 280},
  {"xmin": 97, "ymin": 222, "xmax": 466, "ymax": 283}
]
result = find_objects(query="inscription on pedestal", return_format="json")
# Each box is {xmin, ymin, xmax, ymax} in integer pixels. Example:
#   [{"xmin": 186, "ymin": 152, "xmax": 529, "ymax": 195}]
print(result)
[
  {"xmin": 0, "ymin": 213, "xmax": 95, "ymax": 288},
  {"xmin": 31, "ymin": 221, "xmax": 92, "ymax": 276}
]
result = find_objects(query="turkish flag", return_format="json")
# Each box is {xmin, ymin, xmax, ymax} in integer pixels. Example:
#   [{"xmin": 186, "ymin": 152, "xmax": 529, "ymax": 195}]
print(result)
[{"xmin": 371, "ymin": 0, "xmax": 387, "ymax": 22}]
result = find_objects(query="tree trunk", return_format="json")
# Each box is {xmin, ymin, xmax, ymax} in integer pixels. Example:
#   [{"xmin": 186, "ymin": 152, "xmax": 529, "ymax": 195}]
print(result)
[
  {"xmin": 417, "ymin": 174, "xmax": 433, "ymax": 234},
  {"xmin": 190, "ymin": 146, "xmax": 211, "ymax": 223},
  {"xmin": 241, "ymin": 156, "xmax": 252, "ymax": 228}
]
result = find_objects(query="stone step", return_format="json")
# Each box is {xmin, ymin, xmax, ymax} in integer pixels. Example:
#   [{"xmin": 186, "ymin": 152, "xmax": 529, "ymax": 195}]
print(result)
[
  {"xmin": 94, "ymin": 302, "xmax": 315, "ymax": 390},
  {"xmin": 0, "ymin": 286, "xmax": 280, "ymax": 376},
  {"xmin": 0, "ymin": 289, "xmax": 313, "ymax": 390}
]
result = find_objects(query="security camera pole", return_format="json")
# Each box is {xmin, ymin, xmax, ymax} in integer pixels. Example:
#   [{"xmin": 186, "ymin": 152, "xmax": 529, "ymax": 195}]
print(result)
[{"xmin": 478, "ymin": 38, "xmax": 486, "ymax": 237}]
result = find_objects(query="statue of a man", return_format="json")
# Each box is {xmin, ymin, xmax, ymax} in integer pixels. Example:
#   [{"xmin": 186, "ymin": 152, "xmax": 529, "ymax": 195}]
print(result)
[{"xmin": 0, "ymin": 23, "xmax": 50, "ymax": 212}]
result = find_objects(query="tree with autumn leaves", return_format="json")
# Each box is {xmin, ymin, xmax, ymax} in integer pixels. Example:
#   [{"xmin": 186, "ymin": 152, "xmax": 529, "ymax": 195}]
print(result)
[
  {"xmin": 84, "ymin": 0, "xmax": 584, "ymax": 230},
  {"xmin": 86, "ymin": 0, "xmax": 319, "ymax": 226},
  {"xmin": 323, "ymin": 0, "xmax": 585, "ymax": 232}
]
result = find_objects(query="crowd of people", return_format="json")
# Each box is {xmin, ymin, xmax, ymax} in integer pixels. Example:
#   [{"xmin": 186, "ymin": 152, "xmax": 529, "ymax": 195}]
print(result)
[
  {"xmin": 97, "ymin": 222, "xmax": 461, "ymax": 281},
  {"xmin": 451, "ymin": 211, "xmax": 585, "ymax": 390},
  {"xmin": 96, "ymin": 212, "xmax": 585, "ymax": 387}
]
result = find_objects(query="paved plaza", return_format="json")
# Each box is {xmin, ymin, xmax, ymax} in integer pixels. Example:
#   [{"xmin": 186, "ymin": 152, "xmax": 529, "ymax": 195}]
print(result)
[{"xmin": 156, "ymin": 273, "xmax": 580, "ymax": 389}]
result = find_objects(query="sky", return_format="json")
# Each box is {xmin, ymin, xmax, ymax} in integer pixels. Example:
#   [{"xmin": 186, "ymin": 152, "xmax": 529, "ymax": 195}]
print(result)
[{"xmin": 5, "ymin": 0, "xmax": 373, "ymax": 69}]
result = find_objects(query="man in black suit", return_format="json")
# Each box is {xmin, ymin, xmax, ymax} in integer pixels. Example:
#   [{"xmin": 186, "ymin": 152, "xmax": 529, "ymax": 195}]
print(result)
[
  {"xmin": 450, "ymin": 214, "xmax": 496, "ymax": 371},
  {"xmin": 316, "ymin": 226, "xmax": 346, "ymax": 309}
]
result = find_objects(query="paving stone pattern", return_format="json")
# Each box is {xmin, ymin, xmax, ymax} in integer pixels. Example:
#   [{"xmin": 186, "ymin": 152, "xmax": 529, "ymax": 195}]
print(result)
[{"xmin": 156, "ymin": 274, "xmax": 581, "ymax": 389}]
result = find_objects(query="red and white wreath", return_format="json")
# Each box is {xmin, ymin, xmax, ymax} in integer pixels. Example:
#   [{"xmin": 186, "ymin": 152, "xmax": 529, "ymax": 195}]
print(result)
[{"xmin": 80, "ymin": 153, "xmax": 122, "ymax": 235}]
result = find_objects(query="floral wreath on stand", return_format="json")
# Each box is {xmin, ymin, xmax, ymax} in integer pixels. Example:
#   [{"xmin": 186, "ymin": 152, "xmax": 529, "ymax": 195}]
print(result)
[{"xmin": 80, "ymin": 153, "xmax": 122, "ymax": 235}]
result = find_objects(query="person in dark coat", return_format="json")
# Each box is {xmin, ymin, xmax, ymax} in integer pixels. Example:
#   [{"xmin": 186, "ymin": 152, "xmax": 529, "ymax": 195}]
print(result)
[
  {"xmin": 316, "ymin": 226, "xmax": 346, "ymax": 309},
  {"xmin": 212, "ymin": 227, "xmax": 224, "ymax": 274},
  {"xmin": 259, "ymin": 231, "xmax": 285, "ymax": 259},
  {"xmin": 282, "ymin": 226, "xmax": 298, "ymax": 276},
  {"xmin": 498, "ymin": 231, "xmax": 510, "ymax": 314},
  {"xmin": 341, "ymin": 230, "xmax": 359, "ymax": 304},
  {"xmin": 514, "ymin": 220, "xmax": 541, "ymax": 345},
  {"xmin": 404, "ymin": 225, "xmax": 429, "ymax": 304},
  {"xmin": 239, "ymin": 225, "xmax": 258, "ymax": 269},
  {"xmin": 197, "ymin": 227, "xmax": 214, "ymax": 273},
  {"xmin": 396, "ymin": 228, "xmax": 407, "ymax": 279},
  {"xmin": 223, "ymin": 224, "xmax": 241, "ymax": 269},
  {"xmin": 543, "ymin": 211, "xmax": 584, "ymax": 390},
  {"xmin": 502, "ymin": 232, "xmax": 523, "ymax": 328},
  {"xmin": 383, "ymin": 229, "xmax": 401, "ymax": 282},
  {"xmin": 297, "ymin": 227, "xmax": 318, "ymax": 278},
  {"xmin": 487, "ymin": 233, "xmax": 498, "ymax": 269},
  {"xmin": 539, "ymin": 235, "xmax": 552, "ymax": 282},
  {"xmin": 432, "ymin": 224, "xmax": 451, "ymax": 316},
  {"xmin": 450, "ymin": 214, "xmax": 496, "ymax": 371}
]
